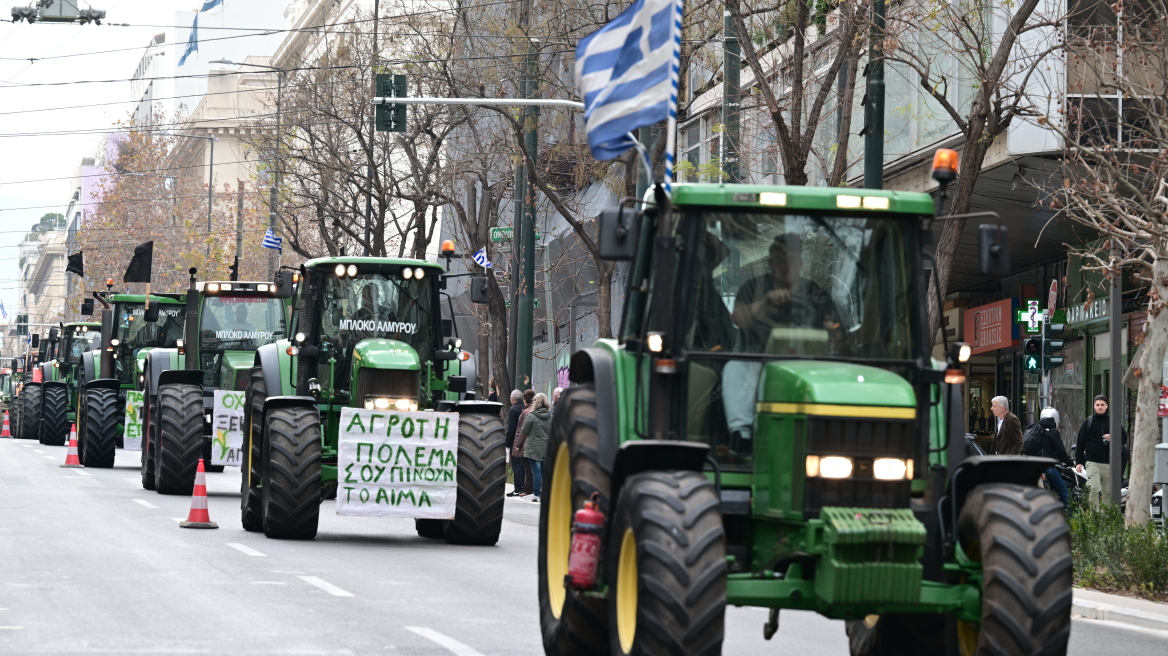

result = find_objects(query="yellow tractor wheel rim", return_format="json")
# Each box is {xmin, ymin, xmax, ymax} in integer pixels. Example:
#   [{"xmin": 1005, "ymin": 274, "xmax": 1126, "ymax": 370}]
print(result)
[
  {"xmin": 956, "ymin": 621, "xmax": 979, "ymax": 656},
  {"xmin": 546, "ymin": 442, "xmax": 571, "ymax": 618},
  {"xmin": 616, "ymin": 527, "xmax": 638, "ymax": 653}
]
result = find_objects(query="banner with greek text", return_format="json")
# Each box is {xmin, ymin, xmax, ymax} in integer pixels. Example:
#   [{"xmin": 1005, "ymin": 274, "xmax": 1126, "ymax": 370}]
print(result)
[
  {"xmin": 122, "ymin": 390, "xmax": 143, "ymax": 450},
  {"xmin": 212, "ymin": 390, "xmax": 245, "ymax": 466},
  {"xmin": 336, "ymin": 408, "xmax": 459, "ymax": 518}
]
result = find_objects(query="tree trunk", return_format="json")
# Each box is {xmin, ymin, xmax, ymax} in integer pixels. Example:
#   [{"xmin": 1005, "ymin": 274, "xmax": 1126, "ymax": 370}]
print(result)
[
  {"xmin": 487, "ymin": 274, "xmax": 511, "ymax": 398},
  {"xmin": 1126, "ymin": 258, "xmax": 1168, "ymax": 525},
  {"xmin": 596, "ymin": 260, "xmax": 614, "ymax": 339}
]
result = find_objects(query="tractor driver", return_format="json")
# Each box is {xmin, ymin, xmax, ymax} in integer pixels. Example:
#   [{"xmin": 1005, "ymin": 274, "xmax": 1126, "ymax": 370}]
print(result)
[
  {"xmin": 721, "ymin": 233, "xmax": 840, "ymax": 458},
  {"xmin": 223, "ymin": 305, "xmax": 257, "ymax": 334}
]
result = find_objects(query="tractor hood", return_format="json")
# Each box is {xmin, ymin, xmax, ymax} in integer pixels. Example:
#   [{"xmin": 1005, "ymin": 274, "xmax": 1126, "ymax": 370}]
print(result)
[
  {"xmin": 758, "ymin": 361, "xmax": 915, "ymax": 408},
  {"xmin": 218, "ymin": 351, "xmax": 256, "ymax": 390},
  {"xmin": 352, "ymin": 339, "xmax": 421, "ymax": 371}
]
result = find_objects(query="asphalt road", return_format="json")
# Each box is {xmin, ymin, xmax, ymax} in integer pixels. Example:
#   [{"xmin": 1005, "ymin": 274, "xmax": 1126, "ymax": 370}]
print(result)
[{"xmin": 2, "ymin": 437, "xmax": 1165, "ymax": 655}]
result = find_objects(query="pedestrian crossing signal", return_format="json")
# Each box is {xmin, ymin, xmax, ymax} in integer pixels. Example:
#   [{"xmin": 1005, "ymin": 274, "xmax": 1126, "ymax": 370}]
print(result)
[{"xmin": 1025, "ymin": 355, "xmax": 1040, "ymax": 371}]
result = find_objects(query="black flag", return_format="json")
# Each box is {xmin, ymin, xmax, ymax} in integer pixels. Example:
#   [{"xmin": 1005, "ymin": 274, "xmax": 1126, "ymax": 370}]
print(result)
[
  {"xmin": 123, "ymin": 241, "xmax": 154, "ymax": 283},
  {"xmin": 66, "ymin": 251, "xmax": 84, "ymax": 277}
]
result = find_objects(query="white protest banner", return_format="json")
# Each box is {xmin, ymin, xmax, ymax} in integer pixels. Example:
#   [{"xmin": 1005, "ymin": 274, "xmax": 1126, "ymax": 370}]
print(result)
[
  {"xmin": 336, "ymin": 408, "xmax": 459, "ymax": 518},
  {"xmin": 122, "ymin": 390, "xmax": 143, "ymax": 451},
  {"xmin": 212, "ymin": 390, "xmax": 245, "ymax": 466}
]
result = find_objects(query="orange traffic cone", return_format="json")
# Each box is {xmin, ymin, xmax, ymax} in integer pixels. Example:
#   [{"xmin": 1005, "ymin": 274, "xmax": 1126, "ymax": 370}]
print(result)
[
  {"xmin": 180, "ymin": 459, "xmax": 219, "ymax": 529},
  {"xmin": 60, "ymin": 425, "xmax": 82, "ymax": 468},
  {"xmin": 1, "ymin": 411, "xmax": 10, "ymax": 437}
]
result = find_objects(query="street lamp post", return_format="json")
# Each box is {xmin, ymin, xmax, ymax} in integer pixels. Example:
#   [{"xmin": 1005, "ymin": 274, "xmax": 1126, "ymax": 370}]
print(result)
[
  {"xmin": 157, "ymin": 132, "xmax": 216, "ymax": 256},
  {"xmin": 212, "ymin": 59, "xmax": 284, "ymax": 277}
]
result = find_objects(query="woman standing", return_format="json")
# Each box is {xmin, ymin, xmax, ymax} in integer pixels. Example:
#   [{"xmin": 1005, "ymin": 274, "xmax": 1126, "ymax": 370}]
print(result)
[
  {"xmin": 511, "ymin": 389, "xmax": 536, "ymax": 496},
  {"xmin": 521, "ymin": 393, "xmax": 552, "ymax": 502}
]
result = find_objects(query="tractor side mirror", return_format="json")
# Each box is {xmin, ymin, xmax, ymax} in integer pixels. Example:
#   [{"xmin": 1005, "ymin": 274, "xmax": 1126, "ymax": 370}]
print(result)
[
  {"xmin": 448, "ymin": 376, "xmax": 468, "ymax": 393},
  {"xmin": 442, "ymin": 319, "xmax": 454, "ymax": 337},
  {"xmin": 143, "ymin": 303, "xmax": 160, "ymax": 323},
  {"xmin": 273, "ymin": 270, "xmax": 295, "ymax": 299},
  {"xmin": 597, "ymin": 205, "xmax": 640, "ymax": 260},
  {"xmin": 470, "ymin": 276, "xmax": 489, "ymax": 304},
  {"xmin": 49, "ymin": 327, "xmax": 59, "ymax": 341},
  {"xmin": 81, "ymin": 298, "xmax": 94, "ymax": 315},
  {"xmin": 31, "ymin": 334, "xmax": 40, "ymax": 349},
  {"xmin": 978, "ymin": 224, "xmax": 1010, "ymax": 277}
]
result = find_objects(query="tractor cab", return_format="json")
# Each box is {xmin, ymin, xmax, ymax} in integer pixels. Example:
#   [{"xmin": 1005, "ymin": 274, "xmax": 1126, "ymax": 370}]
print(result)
[
  {"xmin": 109, "ymin": 294, "xmax": 185, "ymax": 388},
  {"xmin": 195, "ymin": 281, "xmax": 288, "ymax": 391},
  {"xmin": 61, "ymin": 323, "xmax": 102, "ymax": 366}
]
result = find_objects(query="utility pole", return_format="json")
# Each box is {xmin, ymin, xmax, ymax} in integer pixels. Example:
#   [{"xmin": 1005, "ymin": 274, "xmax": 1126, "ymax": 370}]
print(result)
[
  {"xmin": 863, "ymin": 0, "xmax": 886, "ymax": 190},
  {"xmin": 235, "ymin": 180, "xmax": 245, "ymax": 271},
  {"xmin": 514, "ymin": 34, "xmax": 540, "ymax": 391},
  {"xmin": 722, "ymin": 8, "xmax": 741, "ymax": 183},
  {"xmin": 1110, "ymin": 245, "xmax": 1124, "ymax": 505},
  {"xmin": 365, "ymin": 0, "xmax": 380, "ymax": 256}
]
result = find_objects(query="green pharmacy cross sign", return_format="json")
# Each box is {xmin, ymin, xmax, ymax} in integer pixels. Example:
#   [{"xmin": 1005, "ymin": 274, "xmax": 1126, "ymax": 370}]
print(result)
[{"xmin": 1015, "ymin": 299, "xmax": 1044, "ymax": 334}]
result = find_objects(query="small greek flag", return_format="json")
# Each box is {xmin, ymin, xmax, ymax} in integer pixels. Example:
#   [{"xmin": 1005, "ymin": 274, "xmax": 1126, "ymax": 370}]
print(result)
[
  {"xmin": 261, "ymin": 228, "xmax": 282, "ymax": 252},
  {"xmin": 0, "ymin": 300, "xmax": 6, "ymax": 319},
  {"xmin": 472, "ymin": 248, "xmax": 493, "ymax": 268},
  {"xmin": 576, "ymin": 0, "xmax": 682, "ymax": 160}
]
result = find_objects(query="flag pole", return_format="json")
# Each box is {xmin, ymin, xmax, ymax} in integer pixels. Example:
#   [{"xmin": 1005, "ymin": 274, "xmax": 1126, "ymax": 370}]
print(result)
[{"xmin": 663, "ymin": 0, "xmax": 683, "ymax": 195}]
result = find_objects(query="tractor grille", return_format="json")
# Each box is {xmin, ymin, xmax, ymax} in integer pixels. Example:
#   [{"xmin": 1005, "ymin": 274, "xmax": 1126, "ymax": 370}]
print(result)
[
  {"xmin": 803, "ymin": 416, "xmax": 915, "ymax": 517},
  {"xmin": 355, "ymin": 368, "xmax": 420, "ymax": 403}
]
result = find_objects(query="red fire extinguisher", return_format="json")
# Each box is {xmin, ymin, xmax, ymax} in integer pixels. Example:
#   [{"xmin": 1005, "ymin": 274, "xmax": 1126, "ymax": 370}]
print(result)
[{"xmin": 567, "ymin": 492, "xmax": 606, "ymax": 589}]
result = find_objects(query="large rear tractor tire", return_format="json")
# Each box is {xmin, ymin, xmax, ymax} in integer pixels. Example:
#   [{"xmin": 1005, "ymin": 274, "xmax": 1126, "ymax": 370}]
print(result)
[
  {"xmin": 442, "ymin": 413, "xmax": 507, "ymax": 546},
  {"xmin": 262, "ymin": 406, "xmax": 321, "ymax": 540},
  {"xmin": 153, "ymin": 384, "xmax": 203, "ymax": 495},
  {"xmin": 39, "ymin": 385, "xmax": 69, "ymax": 446},
  {"xmin": 538, "ymin": 385, "xmax": 612, "ymax": 655},
  {"xmin": 17, "ymin": 385, "xmax": 41, "ymax": 441},
  {"xmin": 953, "ymin": 484, "xmax": 1072, "ymax": 656},
  {"xmin": 607, "ymin": 471, "xmax": 726, "ymax": 656},
  {"xmin": 140, "ymin": 387, "xmax": 157, "ymax": 489},
  {"xmin": 240, "ymin": 367, "xmax": 265, "ymax": 532},
  {"xmin": 10, "ymin": 392, "xmax": 22, "ymax": 439},
  {"xmin": 81, "ymin": 388, "xmax": 119, "ymax": 469}
]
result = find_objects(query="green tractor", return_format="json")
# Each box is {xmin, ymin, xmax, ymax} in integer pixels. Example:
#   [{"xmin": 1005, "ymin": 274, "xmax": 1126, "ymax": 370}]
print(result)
[
  {"xmin": 13, "ymin": 331, "xmax": 60, "ymax": 443},
  {"xmin": 242, "ymin": 256, "xmax": 507, "ymax": 543},
  {"xmin": 1, "ymin": 366, "xmax": 12, "ymax": 412},
  {"xmin": 76, "ymin": 291, "xmax": 186, "ymax": 468},
  {"xmin": 30, "ymin": 322, "xmax": 103, "ymax": 446},
  {"xmin": 138, "ymin": 270, "xmax": 294, "ymax": 495},
  {"xmin": 537, "ymin": 177, "xmax": 1071, "ymax": 655}
]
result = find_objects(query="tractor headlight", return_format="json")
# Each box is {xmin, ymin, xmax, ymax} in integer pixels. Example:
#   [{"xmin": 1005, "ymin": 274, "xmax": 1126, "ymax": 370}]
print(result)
[
  {"xmin": 402, "ymin": 268, "xmax": 413, "ymax": 280},
  {"xmin": 364, "ymin": 396, "xmax": 418, "ymax": 412},
  {"xmin": 806, "ymin": 455, "xmax": 853, "ymax": 479},
  {"xmin": 335, "ymin": 264, "xmax": 347, "ymax": 277},
  {"xmin": 346, "ymin": 264, "xmax": 358, "ymax": 277},
  {"xmin": 176, "ymin": 339, "xmax": 184, "ymax": 348},
  {"xmin": 206, "ymin": 283, "xmax": 220, "ymax": 293},
  {"xmin": 110, "ymin": 339, "xmax": 120, "ymax": 347},
  {"xmin": 257, "ymin": 284, "xmax": 269, "ymax": 292},
  {"xmin": 139, "ymin": 374, "xmax": 145, "ymax": 384},
  {"xmin": 221, "ymin": 283, "xmax": 233, "ymax": 291},
  {"xmin": 295, "ymin": 332, "xmax": 306, "ymax": 343},
  {"xmin": 873, "ymin": 458, "xmax": 910, "ymax": 480},
  {"xmin": 413, "ymin": 267, "xmax": 425, "ymax": 280}
]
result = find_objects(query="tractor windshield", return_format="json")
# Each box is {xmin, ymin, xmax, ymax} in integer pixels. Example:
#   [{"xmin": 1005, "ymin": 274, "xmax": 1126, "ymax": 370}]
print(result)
[
  {"xmin": 199, "ymin": 295, "xmax": 286, "ymax": 352},
  {"xmin": 115, "ymin": 303, "xmax": 185, "ymax": 349},
  {"xmin": 318, "ymin": 272, "xmax": 433, "ymax": 391},
  {"xmin": 63, "ymin": 328, "xmax": 101, "ymax": 363},
  {"xmin": 685, "ymin": 210, "xmax": 920, "ymax": 361}
]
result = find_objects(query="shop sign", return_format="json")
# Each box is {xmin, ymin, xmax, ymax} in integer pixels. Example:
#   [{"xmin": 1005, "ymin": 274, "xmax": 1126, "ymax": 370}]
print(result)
[
  {"xmin": 963, "ymin": 299, "xmax": 1017, "ymax": 355},
  {"xmin": 1066, "ymin": 298, "xmax": 1109, "ymax": 326}
]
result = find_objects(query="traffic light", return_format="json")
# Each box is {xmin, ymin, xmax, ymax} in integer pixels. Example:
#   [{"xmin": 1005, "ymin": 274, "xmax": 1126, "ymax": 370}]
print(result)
[
  {"xmin": 228, "ymin": 256, "xmax": 240, "ymax": 282},
  {"xmin": 1024, "ymin": 337, "xmax": 1042, "ymax": 371},
  {"xmin": 16, "ymin": 314, "xmax": 28, "ymax": 336},
  {"xmin": 1044, "ymin": 322, "xmax": 1067, "ymax": 372},
  {"xmin": 375, "ymin": 74, "xmax": 408, "ymax": 133}
]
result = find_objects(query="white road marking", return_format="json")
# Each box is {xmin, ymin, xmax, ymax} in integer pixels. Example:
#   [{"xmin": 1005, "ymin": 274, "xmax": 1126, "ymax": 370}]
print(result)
[
  {"xmin": 251, "ymin": 581, "xmax": 288, "ymax": 585},
  {"xmin": 125, "ymin": 477, "xmax": 140, "ymax": 484},
  {"xmin": 227, "ymin": 543, "xmax": 267, "ymax": 557},
  {"xmin": 171, "ymin": 518, "xmax": 184, "ymax": 522},
  {"xmin": 44, "ymin": 456, "xmax": 56, "ymax": 460},
  {"xmin": 297, "ymin": 576, "xmax": 354, "ymax": 597},
  {"xmin": 74, "ymin": 470, "xmax": 91, "ymax": 476},
  {"xmin": 405, "ymin": 627, "xmax": 485, "ymax": 656},
  {"xmin": 0, "ymin": 627, "xmax": 24, "ymax": 630},
  {"xmin": 33, "ymin": 450, "xmax": 45, "ymax": 454},
  {"xmin": 132, "ymin": 499, "xmax": 159, "ymax": 509},
  {"xmin": 19, "ymin": 444, "xmax": 31, "ymax": 447}
]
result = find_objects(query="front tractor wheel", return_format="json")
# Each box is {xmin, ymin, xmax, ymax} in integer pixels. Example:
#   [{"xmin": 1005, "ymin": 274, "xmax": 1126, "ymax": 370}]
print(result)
[
  {"xmin": 240, "ymin": 367, "xmax": 265, "ymax": 532},
  {"xmin": 608, "ymin": 471, "xmax": 726, "ymax": 656},
  {"xmin": 39, "ymin": 385, "xmax": 69, "ymax": 446},
  {"xmin": 81, "ymin": 388, "xmax": 119, "ymax": 469},
  {"xmin": 442, "ymin": 413, "xmax": 507, "ymax": 546},
  {"xmin": 17, "ymin": 385, "xmax": 41, "ymax": 441},
  {"xmin": 261, "ymin": 406, "xmax": 321, "ymax": 540},
  {"xmin": 538, "ymin": 385, "xmax": 611, "ymax": 655},
  {"xmin": 154, "ymin": 384, "xmax": 204, "ymax": 495},
  {"xmin": 954, "ymin": 484, "xmax": 1072, "ymax": 656}
]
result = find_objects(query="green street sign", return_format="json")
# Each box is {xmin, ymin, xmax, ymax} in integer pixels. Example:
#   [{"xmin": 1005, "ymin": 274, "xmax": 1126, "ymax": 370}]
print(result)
[
  {"xmin": 490, "ymin": 227, "xmax": 541, "ymax": 242},
  {"xmin": 534, "ymin": 298, "xmax": 541, "ymax": 309}
]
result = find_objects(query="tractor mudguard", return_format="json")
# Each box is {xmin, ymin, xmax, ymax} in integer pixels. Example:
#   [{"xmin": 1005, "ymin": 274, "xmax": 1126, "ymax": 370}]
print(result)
[
  {"xmin": 81, "ymin": 351, "xmax": 96, "ymax": 386},
  {"xmin": 256, "ymin": 343, "xmax": 282, "ymax": 400},
  {"xmin": 158, "ymin": 370, "xmax": 203, "ymax": 389},
  {"xmin": 435, "ymin": 399, "xmax": 504, "ymax": 416},
  {"xmin": 609, "ymin": 440, "xmax": 710, "ymax": 509},
  {"xmin": 568, "ymin": 347, "xmax": 620, "ymax": 473},
  {"xmin": 143, "ymin": 350, "xmax": 180, "ymax": 396},
  {"xmin": 941, "ymin": 455, "xmax": 1057, "ymax": 551},
  {"xmin": 262, "ymin": 395, "xmax": 318, "ymax": 415},
  {"xmin": 84, "ymin": 378, "xmax": 121, "ymax": 392}
]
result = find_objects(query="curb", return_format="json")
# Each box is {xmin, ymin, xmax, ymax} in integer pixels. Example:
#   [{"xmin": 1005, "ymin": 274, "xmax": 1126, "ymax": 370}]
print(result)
[{"xmin": 1073, "ymin": 597, "xmax": 1168, "ymax": 632}]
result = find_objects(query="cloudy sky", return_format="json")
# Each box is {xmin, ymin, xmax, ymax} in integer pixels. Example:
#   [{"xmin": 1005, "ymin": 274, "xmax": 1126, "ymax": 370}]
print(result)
[{"xmin": 0, "ymin": 0, "xmax": 286, "ymax": 334}]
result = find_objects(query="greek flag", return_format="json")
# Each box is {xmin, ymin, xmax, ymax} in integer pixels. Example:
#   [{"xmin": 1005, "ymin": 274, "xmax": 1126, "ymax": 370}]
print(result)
[
  {"xmin": 0, "ymin": 300, "xmax": 6, "ymax": 319},
  {"xmin": 576, "ymin": 0, "xmax": 682, "ymax": 161},
  {"xmin": 261, "ymin": 228, "xmax": 282, "ymax": 252},
  {"xmin": 178, "ymin": 0, "xmax": 224, "ymax": 67},
  {"xmin": 472, "ymin": 248, "xmax": 493, "ymax": 268}
]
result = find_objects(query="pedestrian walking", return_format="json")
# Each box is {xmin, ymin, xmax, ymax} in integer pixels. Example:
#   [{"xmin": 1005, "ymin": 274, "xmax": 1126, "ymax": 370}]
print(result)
[
  {"xmin": 521, "ymin": 393, "xmax": 552, "ymax": 502},
  {"xmin": 505, "ymin": 390, "xmax": 526, "ymax": 497},
  {"xmin": 1075, "ymin": 395, "xmax": 1128, "ymax": 508},
  {"xmin": 551, "ymin": 387, "xmax": 562, "ymax": 413},
  {"xmin": 1024, "ymin": 407, "xmax": 1075, "ymax": 506},
  {"xmin": 989, "ymin": 396, "xmax": 1023, "ymax": 455},
  {"xmin": 487, "ymin": 378, "xmax": 498, "ymax": 403},
  {"xmin": 512, "ymin": 389, "xmax": 536, "ymax": 496}
]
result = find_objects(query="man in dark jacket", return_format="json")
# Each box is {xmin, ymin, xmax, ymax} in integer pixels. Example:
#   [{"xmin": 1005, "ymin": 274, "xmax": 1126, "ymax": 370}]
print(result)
[
  {"xmin": 505, "ymin": 390, "xmax": 526, "ymax": 497},
  {"xmin": 1032, "ymin": 408, "xmax": 1075, "ymax": 505},
  {"xmin": 989, "ymin": 396, "xmax": 1023, "ymax": 455},
  {"xmin": 1075, "ymin": 395, "xmax": 1128, "ymax": 508}
]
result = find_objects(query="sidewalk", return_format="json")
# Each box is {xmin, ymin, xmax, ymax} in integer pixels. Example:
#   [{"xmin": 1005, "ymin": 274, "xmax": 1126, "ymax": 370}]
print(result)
[{"xmin": 1074, "ymin": 588, "xmax": 1168, "ymax": 632}]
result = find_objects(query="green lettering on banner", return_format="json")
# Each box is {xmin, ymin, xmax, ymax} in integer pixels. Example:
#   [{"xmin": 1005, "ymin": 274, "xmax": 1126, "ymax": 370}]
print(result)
[
  {"xmin": 444, "ymin": 451, "xmax": 457, "ymax": 467},
  {"xmin": 369, "ymin": 413, "xmax": 385, "ymax": 433},
  {"xmin": 391, "ymin": 466, "xmax": 403, "ymax": 482},
  {"xmin": 361, "ymin": 464, "xmax": 374, "ymax": 482},
  {"xmin": 427, "ymin": 449, "xmax": 442, "ymax": 467},
  {"xmin": 433, "ymin": 417, "xmax": 450, "ymax": 439},
  {"xmin": 377, "ymin": 444, "xmax": 392, "ymax": 463},
  {"xmin": 398, "ymin": 490, "xmax": 416, "ymax": 506},
  {"xmin": 359, "ymin": 487, "xmax": 370, "ymax": 503},
  {"xmin": 346, "ymin": 413, "xmax": 367, "ymax": 433},
  {"xmin": 386, "ymin": 415, "xmax": 401, "ymax": 435},
  {"xmin": 415, "ymin": 446, "xmax": 427, "ymax": 467},
  {"xmin": 373, "ymin": 465, "xmax": 386, "ymax": 482},
  {"xmin": 356, "ymin": 442, "xmax": 374, "ymax": 462},
  {"xmin": 401, "ymin": 417, "xmax": 415, "ymax": 438},
  {"xmin": 419, "ymin": 490, "xmax": 432, "ymax": 507},
  {"xmin": 416, "ymin": 418, "xmax": 429, "ymax": 438},
  {"xmin": 344, "ymin": 487, "xmax": 355, "ymax": 502},
  {"xmin": 344, "ymin": 463, "xmax": 357, "ymax": 483},
  {"xmin": 424, "ymin": 467, "xmax": 437, "ymax": 482},
  {"xmin": 395, "ymin": 445, "xmax": 413, "ymax": 466},
  {"xmin": 376, "ymin": 488, "xmax": 389, "ymax": 504},
  {"xmin": 443, "ymin": 469, "xmax": 454, "ymax": 482}
]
